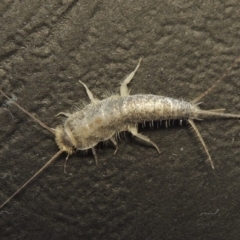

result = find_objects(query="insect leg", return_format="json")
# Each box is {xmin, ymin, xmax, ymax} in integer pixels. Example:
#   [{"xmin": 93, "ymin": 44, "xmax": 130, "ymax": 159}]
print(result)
[
  {"xmin": 128, "ymin": 125, "xmax": 161, "ymax": 154},
  {"xmin": 79, "ymin": 80, "xmax": 99, "ymax": 103},
  {"xmin": 120, "ymin": 58, "xmax": 142, "ymax": 97},
  {"xmin": 64, "ymin": 153, "xmax": 71, "ymax": 174},
  {"xmin": 91, "ymin": 147, "xmax": 98, "ymax": 165},
  {"xmin": 188, "ymin": 119, "xmax": 214, "ymax": 169},
  {"xmin": 110, "ymin": 137, "xmax": 118, "ymax": 155}
]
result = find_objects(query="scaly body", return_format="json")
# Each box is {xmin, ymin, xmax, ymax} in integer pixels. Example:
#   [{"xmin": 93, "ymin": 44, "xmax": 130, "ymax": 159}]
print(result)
[
  {"xmin": 0, "ymin": 57, "xmax": 240, "ymax": 210},
  {"xmin": 60, "ymin": 95, "xmax": 199, "ymax": 150}
]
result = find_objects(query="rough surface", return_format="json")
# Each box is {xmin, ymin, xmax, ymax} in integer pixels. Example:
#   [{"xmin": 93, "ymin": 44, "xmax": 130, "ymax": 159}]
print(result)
[{"xmin": 0, "ymin": 1, "xmax": 240, "ymax": 239}]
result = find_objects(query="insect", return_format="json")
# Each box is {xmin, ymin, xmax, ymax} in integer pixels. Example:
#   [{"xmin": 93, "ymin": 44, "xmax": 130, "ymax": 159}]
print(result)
[{"xmin": 0, "ymin": 57, "xmax": 240, "ymax": 210}]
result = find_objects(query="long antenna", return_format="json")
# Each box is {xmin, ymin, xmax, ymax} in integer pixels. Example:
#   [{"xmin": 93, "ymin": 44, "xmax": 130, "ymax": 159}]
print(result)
[
  {"xmin": 192, "ymin": 55, "xmax": 240, "ymax": 104},
  {"xmin": 0, "ymin": 89, "xmax": 56, "ymax": 135},
  {"xmin": 0, "ymin": 150, "xmax": 64, "ymax": 210}
]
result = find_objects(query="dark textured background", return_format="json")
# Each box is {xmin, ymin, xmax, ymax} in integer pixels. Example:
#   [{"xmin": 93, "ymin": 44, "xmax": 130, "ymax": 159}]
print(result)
[{"xmin": 0, "ymin": 1, "xmax": 240, "ymax": 239}]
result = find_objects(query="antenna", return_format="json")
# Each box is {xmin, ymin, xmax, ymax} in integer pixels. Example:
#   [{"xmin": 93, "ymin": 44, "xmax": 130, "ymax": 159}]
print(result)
[
  {"xmin": 0, "ymin": 150, "xmax": 63, "ymax": 210},
  {"xmin": 0, "ymin": 89, "xmax": 56, "ymax": 135}
]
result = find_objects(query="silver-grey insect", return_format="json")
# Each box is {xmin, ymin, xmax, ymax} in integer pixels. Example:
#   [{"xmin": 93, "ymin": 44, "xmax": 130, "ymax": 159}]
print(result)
[{"xmin": 0, "ymin": 57, "xmax": 239, "ymax": 209}]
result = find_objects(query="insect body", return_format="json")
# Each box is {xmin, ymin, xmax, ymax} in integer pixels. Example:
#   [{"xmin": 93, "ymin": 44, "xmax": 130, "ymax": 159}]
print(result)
[
  {"xmin": 0, "ymin": 57, "xmax": 240, "ymax": 209},
  {"xmin": 56, "ymin": 95, "xmax": 198, "ymax": 155}
]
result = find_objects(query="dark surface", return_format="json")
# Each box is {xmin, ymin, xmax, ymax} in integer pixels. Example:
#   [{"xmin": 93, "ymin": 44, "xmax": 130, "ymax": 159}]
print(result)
[{"xmin": 1, "ymin": 1, "xmax": 240, "ymax": 239}]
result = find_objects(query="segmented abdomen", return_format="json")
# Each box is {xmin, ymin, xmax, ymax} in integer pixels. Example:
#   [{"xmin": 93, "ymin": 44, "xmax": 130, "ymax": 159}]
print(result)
[{"xmin": 111, "ymin": 94, "xmax": 199, "ymax": 122}]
